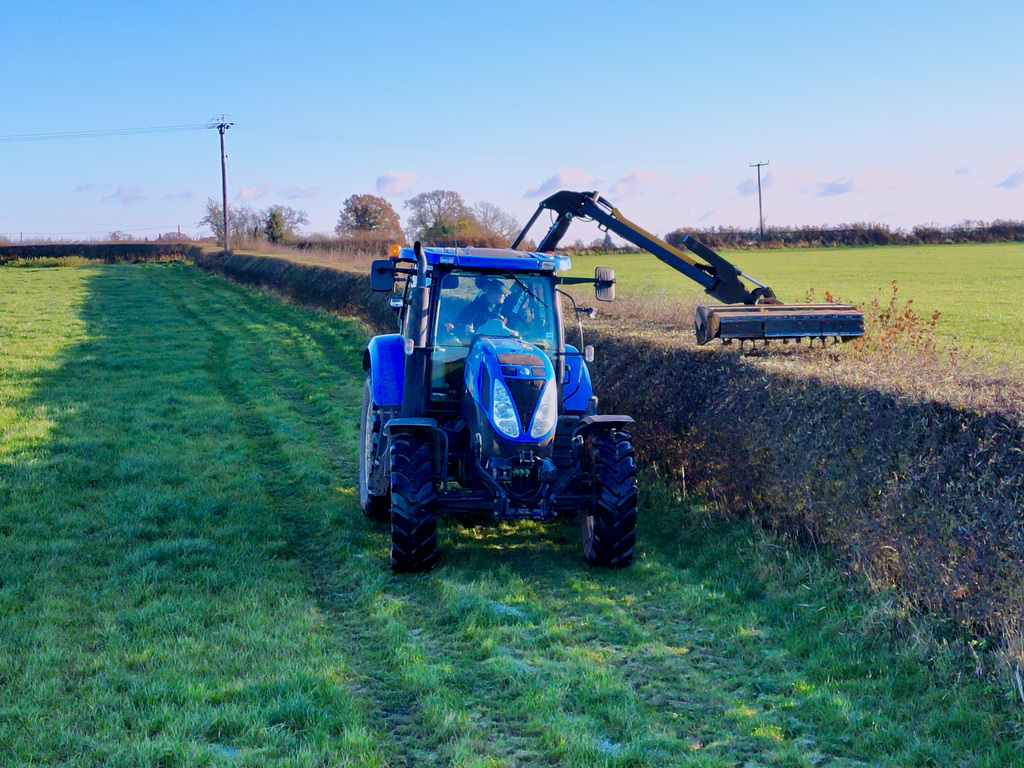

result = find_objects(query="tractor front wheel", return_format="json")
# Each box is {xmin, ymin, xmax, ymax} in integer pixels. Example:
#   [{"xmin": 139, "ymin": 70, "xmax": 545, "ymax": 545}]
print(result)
[
  {"xmin": 359, "ymin": 377, "xmax": 391, "ymax": 520},
  {"xmin": 389, "ymin": 434, "xmax": 439, "ymax": 572},
  {"xmin": 582, "ymin": 430, "xmax": 638, "ymax": 567}
]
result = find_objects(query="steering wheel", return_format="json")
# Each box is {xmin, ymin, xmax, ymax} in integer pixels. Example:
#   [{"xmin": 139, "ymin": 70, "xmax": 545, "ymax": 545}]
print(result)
[{"xmin": 475, "ymin": 318, "xmax": 516, "ymax": 337}]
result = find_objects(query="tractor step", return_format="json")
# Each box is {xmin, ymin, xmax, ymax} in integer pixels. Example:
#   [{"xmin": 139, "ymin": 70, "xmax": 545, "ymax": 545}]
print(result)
[{"xmin": 695, "ymin": 303, "xmax": 864, "ymax": 346}]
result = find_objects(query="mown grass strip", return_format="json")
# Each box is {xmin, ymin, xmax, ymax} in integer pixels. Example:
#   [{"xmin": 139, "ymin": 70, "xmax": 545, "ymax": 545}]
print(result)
[{"xmin": 0, "ymin": 263, "xmax": 1020, "ymax": 767}]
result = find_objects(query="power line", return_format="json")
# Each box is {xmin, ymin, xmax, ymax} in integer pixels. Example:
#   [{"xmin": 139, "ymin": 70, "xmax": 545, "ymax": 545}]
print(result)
[
  {"xmin": 0, "ymin": 124, "xmax": 207, "ymax": 143},
  {"xmin": 8, "ymin": 226, "xmax": 179, "ymax": 236},
  {"xmin": 0, "ymin": 120, "xmax": 663, "ymax": 164}
]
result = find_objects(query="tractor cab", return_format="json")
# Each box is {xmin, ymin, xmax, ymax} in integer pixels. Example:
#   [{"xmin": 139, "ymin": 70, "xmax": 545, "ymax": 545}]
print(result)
[{"xmin": 429, "ymin": 269, "xmax": 560, "ymax": 404}]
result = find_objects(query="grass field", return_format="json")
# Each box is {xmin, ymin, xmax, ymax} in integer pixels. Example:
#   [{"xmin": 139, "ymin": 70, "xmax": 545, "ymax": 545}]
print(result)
[
  {"xmin": 1, "ymin": 262, "xmax": 1022, "ymax": 766},
  {"xmin": 568, "ymin": 242, "xmax": 1024, "ymax": 361}
]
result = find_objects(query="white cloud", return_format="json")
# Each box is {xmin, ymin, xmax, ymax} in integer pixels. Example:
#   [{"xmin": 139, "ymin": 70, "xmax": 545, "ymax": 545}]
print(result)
[
  {"xmin": 239, "ymin": 182, "xmax": 273, "ymax": 201},
  {"xmin": 812, "ymin": 165, "xmax": 899, "ymax": 197},
  {"xmin": 102, "ymin": 185, "xmax": 146, "ymax": 204},
  {"xmin": 524, "ymin": 167, "xmax": 595, "ymax": 199},
  {"xmin": 996, "ymin": 168, "xmax": 1024, "ymax": 190},
  {"xmin": 284, "ymin": 185, "xmax": 317, "ymax": 199},
  {"xmin": 608, "ymin": 169, "xmax": 667, "ymax": 199},
  {"xmin": 376, "ymin": 170, "xmax": 419, "ymax": 196},
  {"xmin": 817, "ymin": 176, "xmax": 855, "ymax": 197},
  {"xmin": 736, "ymin": 178, "xmax": 759, "ymax": 197}
]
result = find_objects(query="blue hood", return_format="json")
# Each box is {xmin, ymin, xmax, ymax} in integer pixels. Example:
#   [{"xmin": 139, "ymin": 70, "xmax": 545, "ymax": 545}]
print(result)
[{"xmin": 462, "ymin": 335, "xmax": 557, "ymax": 446}]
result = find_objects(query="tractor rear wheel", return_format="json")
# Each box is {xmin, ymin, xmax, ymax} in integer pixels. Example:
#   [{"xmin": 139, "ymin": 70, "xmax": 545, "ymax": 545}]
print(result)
[
  {"xmin": 389, "ymin": 434, "xmax": 439, "ymax": 572},
  {"xmin": 359, "ymin": 377, "xmax": 391, "ymax": 520},
  {"xmin": 582, "ymin": 430, "xmax": 638, "ymax": 567}
]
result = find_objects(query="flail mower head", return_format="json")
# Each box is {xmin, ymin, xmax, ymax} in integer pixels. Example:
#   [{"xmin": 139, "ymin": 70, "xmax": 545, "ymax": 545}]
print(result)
[{"xmin": 694, "ymin": 302, "xmax": 864, "ymax": 346}]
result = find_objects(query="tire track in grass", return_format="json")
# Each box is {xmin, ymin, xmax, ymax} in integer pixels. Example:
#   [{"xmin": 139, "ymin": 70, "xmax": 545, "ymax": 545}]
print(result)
[
  {"xmin": 173, "ymin": 269, "xmax": 542, "ymax": 765},
  {"xmin": 163, "ymin": 270, "xmax": 579, "ymax": 764},
  {"xmin": 155, "ymin": 268, "xmax": 452, "ymax": 767}
]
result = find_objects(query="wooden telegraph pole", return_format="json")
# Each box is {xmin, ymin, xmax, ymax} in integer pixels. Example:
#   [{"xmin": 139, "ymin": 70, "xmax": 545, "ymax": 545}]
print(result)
[
  {"xmin": 750, "ymin": 161, "xmax": 769, "ymax": 241},
  {"xmin": 209, "ymin": 116, "xmax": 233, "ymax": 252}
]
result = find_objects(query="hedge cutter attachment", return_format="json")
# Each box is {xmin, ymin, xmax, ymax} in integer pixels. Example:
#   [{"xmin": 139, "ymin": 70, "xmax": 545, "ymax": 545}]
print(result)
[{"xmin": 512, "ymin": 191, "xmax": 863, "ymax": 345}]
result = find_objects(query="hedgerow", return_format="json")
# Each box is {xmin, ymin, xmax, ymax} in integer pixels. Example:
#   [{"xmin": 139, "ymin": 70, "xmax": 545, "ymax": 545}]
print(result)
[{"xmin": 0, "ymin": 242, "xmax": 200, "ymax": 264}]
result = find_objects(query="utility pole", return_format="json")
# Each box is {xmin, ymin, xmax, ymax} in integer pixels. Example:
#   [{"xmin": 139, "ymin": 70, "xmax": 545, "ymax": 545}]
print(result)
[
  {"xmin": 749, "ymin": 161, "xmax": 769, "ymax": 241},
  {"xmin": 208, "ymin": 116, "xmax": 233, "ymax": 252}
]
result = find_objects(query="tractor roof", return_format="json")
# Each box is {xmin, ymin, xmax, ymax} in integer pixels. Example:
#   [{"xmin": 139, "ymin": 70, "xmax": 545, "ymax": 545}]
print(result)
[{"xmin": 399, "ymin": 246, "xmax": 571, "ymax": 273}]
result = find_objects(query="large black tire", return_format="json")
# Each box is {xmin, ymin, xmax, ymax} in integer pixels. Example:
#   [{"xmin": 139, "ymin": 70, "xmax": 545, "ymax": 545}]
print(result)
[
  {"xmin": 389, "ymin": 434, "xmax": 439, "ymax": 572},
  {"xmin": 358, "ymin": 377, "xmax": 391, "ymax": 520},
  {"xmin": 582, "ymin": 430, "xmax": 638, "ymax": 567}
]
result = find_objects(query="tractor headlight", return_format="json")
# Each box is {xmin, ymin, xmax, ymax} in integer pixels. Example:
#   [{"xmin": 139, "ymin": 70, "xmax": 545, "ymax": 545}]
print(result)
[
  {"xmin": 491, "ymin": 379, "xmax": 520, "ymax": 438},
  {"xmin": 529, "ymin": 379, "xmax": 557, "ymax": 438}
]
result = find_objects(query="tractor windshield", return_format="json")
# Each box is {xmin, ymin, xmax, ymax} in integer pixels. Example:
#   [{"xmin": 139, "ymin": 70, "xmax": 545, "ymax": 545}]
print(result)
[{"xmin": 430, "ymin": 270, "xmax": 558, "ymax": 400}]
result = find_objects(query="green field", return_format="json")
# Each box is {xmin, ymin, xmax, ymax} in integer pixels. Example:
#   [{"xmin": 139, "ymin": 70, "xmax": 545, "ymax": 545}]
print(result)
[
  {"xmin": 569, "ymin": 242, "xmax": 1024, "ymax": 360},
  {"xmin": 1, "ymin": 262, "xmax": 1021, "ymax": 766}
]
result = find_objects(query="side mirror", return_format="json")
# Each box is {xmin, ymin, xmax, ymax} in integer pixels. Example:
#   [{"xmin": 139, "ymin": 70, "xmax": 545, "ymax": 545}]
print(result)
[
  {"xmin": 595, "ymin": 267, "xmax": 615, "ymax": 302},
  {"xmin": 370, "ymin": 260, "xmax": 396, "ymax": 292}
]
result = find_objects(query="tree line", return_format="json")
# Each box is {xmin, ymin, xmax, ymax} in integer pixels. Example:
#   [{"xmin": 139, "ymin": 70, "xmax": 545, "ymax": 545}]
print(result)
[{"xmin": 199, "ymin": 189, "xmax": 523, "ymax": 255}]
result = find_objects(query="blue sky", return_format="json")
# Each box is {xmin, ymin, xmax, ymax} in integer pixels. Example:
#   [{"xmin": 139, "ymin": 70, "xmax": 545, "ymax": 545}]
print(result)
[{"xmin": 2, "ymin": 0, "xmax": 1022, "ymax": 242}]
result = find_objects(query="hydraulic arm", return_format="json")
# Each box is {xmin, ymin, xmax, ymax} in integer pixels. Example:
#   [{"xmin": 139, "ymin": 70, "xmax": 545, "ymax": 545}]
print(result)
[{"xmin": 513, "ymin": 191, "xmax": 863, "ymax": 345}]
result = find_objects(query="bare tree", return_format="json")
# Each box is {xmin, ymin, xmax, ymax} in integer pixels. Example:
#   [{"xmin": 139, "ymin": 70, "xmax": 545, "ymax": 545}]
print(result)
[{"xmin": 472, "ymin": 201, "xmax": 521, "ymax": 247}]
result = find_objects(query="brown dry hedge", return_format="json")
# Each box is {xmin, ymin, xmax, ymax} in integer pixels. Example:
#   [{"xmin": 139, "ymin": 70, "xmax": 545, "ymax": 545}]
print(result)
[
  {"xmin": 194, "ymin": 252, "xmax": 1024, "ymax": 655},
  {"xmin": 0, "ymin": 242, "xmax": 201, "ymax": 264}
]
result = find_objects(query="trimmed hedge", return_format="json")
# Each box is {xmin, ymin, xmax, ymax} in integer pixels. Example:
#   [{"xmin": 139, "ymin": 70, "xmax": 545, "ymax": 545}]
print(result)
[{"xmin": 587, "ymin": 334, "xmax": 1024, "ymax": 641}]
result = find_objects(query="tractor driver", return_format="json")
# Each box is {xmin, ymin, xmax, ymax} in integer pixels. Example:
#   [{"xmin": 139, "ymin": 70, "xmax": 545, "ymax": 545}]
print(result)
[{"xmin": 445, "ymin": 278, "xmax": 511, "ymax": 338}]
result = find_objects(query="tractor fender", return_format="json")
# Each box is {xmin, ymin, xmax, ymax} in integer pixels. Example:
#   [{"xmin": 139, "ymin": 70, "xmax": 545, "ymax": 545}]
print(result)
[
  {"xmin": 571, "ymin": 414, "xmax": 635, "ymax": 439},
  {"xmin": 385, "ymin": 417, "xmax": 448, "ymax": 477},
  {"xmin": 364, "ymin": 334, "xmax": 405, "ymax": 407},
  {"xmin": 563, "ymin": 344, "xmax": 594, "ymax": 413}
]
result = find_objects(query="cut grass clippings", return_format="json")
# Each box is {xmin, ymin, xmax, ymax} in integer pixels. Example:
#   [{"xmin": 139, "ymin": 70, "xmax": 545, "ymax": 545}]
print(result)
[{"xmin": 0, "ymin": 263, "xmax": 1021, "ymax": 766}]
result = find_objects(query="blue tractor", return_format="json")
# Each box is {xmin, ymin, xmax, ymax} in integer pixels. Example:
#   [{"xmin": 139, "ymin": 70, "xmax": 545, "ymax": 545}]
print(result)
[{"xmin": 361, "ymin": 241, "xmax": 637, "ymax": 571}]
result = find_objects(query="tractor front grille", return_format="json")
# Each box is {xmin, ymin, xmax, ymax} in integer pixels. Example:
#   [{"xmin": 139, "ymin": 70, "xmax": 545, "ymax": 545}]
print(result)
[{"xmin": 505, "ymin": 377, "xmax": 544, "ymax": 433}]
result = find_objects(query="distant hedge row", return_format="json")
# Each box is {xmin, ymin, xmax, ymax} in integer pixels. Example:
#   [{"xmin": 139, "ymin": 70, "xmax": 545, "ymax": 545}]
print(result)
[
  {"xmin": 194, "ymin": 252, "xmax": 1024, "ymax": 663},
  {"xmin": 0, "ymin": 242, "xmax": 202, "ymax": 264},
  {"xmin": 193, "ymin": 250, "xmax": 395, "ymax": 330},
  {"xmin": 666, "ymin": 220, "xmax": 1024, "ymax": 249}
]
